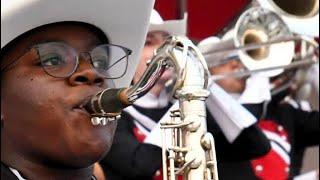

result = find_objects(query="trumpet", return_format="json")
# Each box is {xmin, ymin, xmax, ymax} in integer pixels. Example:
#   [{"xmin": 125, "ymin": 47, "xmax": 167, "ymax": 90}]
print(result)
[
  {"xmin": 198, "ymin": 7, "xmax": 319, "ymax": 81},
  {"xmin": 84, "ymin": 36, "xmax": 219, "ymax": 180}
]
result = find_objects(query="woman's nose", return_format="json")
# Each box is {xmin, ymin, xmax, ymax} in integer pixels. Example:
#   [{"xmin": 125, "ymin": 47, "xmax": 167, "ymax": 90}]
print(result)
[{"xmin": 68, "ymin": 53, "xmax": 104, "ymax": 86}]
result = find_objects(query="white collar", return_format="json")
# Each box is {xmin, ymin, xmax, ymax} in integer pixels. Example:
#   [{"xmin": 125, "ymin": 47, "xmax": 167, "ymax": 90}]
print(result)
[
  {"xmin": 238, "ymin": 75, "xmax": 271, "ymax": 104},
  {"xmin": 230, "ymin": 93, "xmax": 241, "ymax": 101},
  {"xmin": 134, "ymin": 89, "xmax": 171, "ymax": 109},
  {"xmin": 210, "ymin": 75, "xmax": 271, "ymax": 104},
  {"xmin": 8, "ymin": 167, "xmax": 97, "ymax": 180},
  {"xmin": 9, "ymin": 167, "xmax": 26, "ymax": 180}
]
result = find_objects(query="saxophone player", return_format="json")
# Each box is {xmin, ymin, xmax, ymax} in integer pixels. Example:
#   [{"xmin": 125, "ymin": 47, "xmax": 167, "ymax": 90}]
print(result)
[{"xmin": 1, "ymin": 0, "xmax": 154, "ymax": 179}]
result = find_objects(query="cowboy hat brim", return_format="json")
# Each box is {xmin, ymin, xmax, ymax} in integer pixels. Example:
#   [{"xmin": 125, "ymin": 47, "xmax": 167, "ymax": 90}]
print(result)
[{"xmin": 1, "ymin": 0, "xmax": 155, "ymax": 88}]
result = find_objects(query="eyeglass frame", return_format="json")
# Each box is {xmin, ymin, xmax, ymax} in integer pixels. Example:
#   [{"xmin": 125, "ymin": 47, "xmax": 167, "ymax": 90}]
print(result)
[{"xmin": 1, "ymin": 42, "xmax": 132, "ymax": 79}]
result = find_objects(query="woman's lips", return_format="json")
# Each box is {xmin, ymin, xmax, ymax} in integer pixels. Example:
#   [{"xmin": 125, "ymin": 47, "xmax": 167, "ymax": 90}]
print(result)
[
  {"xmin": 72, "ymin": 98, "xmax": 91, "ymax": 117},
  {"xmin": 73, "ymin": 106, "xmax": 91, "ymax": 117}
]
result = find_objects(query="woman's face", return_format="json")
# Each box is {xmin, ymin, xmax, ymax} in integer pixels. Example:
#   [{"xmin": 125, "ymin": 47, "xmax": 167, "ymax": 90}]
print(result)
[
  {"xmin": 209, "ymin": 59, "xmax": 247, "ymax": 94},
  {"xmin": 133, "ymin": 31, "xmax": 173, "ymax": 85},
  {"xmin": 1, "ymin": 24, "xmax": 117, "ymax": 168}
]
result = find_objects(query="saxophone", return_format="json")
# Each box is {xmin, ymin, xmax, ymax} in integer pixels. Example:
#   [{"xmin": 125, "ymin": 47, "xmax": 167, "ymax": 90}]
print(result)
[{"xmin": 85, "ymin": 36, "xmax": 219, "ymax": 180}]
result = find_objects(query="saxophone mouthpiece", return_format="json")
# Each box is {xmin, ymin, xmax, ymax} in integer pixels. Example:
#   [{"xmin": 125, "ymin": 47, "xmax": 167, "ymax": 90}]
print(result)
[{"xmin": 84, "ymin": 88, "xmax": 132, "ymax": 126}]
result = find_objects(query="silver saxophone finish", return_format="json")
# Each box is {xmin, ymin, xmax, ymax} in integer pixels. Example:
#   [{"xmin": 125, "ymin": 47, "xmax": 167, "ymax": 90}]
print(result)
[
  {"xmin": 156, "ymin": 36, "xmax": 218, "ymax": 180},
  {"xmin": 85, "ymin": 36, "xmax": 219, "ymax": 179}
]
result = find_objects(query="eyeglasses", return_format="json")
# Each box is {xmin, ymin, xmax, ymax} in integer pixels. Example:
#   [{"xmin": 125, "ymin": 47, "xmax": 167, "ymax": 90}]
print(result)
[{"xmin": 1, "ymin": 42, "xmax": 132, "ymax": 79}]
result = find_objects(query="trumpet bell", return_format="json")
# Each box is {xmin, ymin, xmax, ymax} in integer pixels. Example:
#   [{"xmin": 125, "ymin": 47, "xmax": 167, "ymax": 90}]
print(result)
[
  {"xmin": 233, "ymin": 7, "xmax": 295, "ymax": 77},
  {"xmin": 257, "ymin": 0, "xmax": 319, "ymax": 36}
]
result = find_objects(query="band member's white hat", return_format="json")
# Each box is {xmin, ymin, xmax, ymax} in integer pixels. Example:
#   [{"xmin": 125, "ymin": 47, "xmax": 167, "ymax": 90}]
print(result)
[
  {"xmin": 197, "ymin": 34, "xmax": 238, "ymax": 68},
  {"xmin": 148, "ymin": 9, "xmax": 187, "ymax": 36},
  {"xmin": 1, "ymin": 0, "xmax": 155, "ymax": 88}
]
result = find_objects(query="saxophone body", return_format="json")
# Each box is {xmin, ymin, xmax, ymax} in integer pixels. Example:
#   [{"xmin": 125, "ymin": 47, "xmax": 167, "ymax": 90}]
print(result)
[
  {"xmin": 85, "ymin": 36, "xmax": 218, "ymax": 180},
  {"xmin": 156, "ymin": 36, "xmax": 219, "ymax": 180}
]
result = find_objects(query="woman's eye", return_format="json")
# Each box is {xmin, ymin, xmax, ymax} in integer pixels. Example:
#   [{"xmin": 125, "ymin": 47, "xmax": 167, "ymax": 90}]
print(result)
[
  {"xmin": 93, "ymin": 58, "xmax": 108, "ymax": 69},
  {"xmin": 40, "ymin": 54, "xmax": 65, "ymax": 66}
]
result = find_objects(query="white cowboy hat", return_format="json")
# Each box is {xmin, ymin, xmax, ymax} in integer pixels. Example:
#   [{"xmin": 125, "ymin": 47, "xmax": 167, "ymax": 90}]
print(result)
[
  {"xmin": 148, "ymin": 9, "xmax": 187, "ymax": 36},
  {"xmin": 197, "ymin": 35, "xmax": 238, "ymax": 68},
  {"xmin": 1, "ymin": 0, "xmax": 155, "ymax": 88}
]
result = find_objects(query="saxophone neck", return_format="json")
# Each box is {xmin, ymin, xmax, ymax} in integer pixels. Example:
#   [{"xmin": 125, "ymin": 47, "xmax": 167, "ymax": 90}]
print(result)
[{"xmin": 125, "ymin": 36, "xmax": 210, "ymax": 103}]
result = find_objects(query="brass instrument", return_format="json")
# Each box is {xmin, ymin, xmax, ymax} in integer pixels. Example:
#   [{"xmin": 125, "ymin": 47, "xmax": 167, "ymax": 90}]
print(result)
[
  {"xmin": 198, "ymin": 7, "xmax": 319, "ymax": 81},
  {"xmin": 253, "ymin": 0, "xmax": 319, "ymax": 101},
  {"xmin": 85, "ymin": 36, "xmax": 218, "ymax": 180},
  {"xmin": 256, "ymin": 0, "xmax": 319, "ymax": 36}
]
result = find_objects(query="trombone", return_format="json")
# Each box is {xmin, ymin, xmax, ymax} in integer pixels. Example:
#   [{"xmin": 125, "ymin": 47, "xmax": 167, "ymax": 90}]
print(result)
[
  {"xmin": 255, "ymin": 0, "xmax": 319, "ymax": 36},
  {"xmin": 198, "ymin": 7, "xmax": 319, "ymax": 81},
  {"xmin": 206, "ymin": 36, "xmax": 318, "ymax": 81}
]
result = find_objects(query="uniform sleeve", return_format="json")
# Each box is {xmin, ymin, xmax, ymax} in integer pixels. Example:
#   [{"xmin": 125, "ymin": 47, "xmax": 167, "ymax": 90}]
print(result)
[
  {"xmin": 205, "ymin": 83, "xmax": 271, "ymax": 162},
  {"xmin": 290, "ymin": 105, "xmax": 319, "ymax": 147},
  {"xmin": 206, "ymin": 112, "xmax": 271, "ymax": 162},
  {"xmin": 206, "ymin": 83, "xmax": 258, "ymax": 142},
  {"xmin": 100, "ymin": 113, "xmax": 162, "ymax": 179}
]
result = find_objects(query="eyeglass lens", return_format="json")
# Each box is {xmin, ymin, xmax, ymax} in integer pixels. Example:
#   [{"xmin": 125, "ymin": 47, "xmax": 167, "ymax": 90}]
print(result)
[{"xmin": 35, "ymin": 42, "xmax": 129, "ymax": 79}]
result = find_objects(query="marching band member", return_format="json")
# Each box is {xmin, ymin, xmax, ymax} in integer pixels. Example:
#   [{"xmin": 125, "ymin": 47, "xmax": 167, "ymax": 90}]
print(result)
[
  {"xmin": 198, "ymin": 35, "xmax": 319, "ymax": 180},
  {"xmin": 100, "ymin": 9, "xmax": 271, "ymax": 180},
  {"xmin": 279, "ymin": 63, "xmax": 319, "ymax": 112},
  {"xmin": 1, "ymin": 0, "xmax": 154, "ymax": 179}
]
